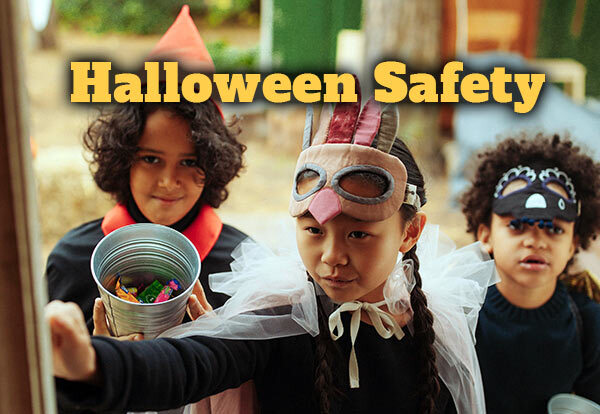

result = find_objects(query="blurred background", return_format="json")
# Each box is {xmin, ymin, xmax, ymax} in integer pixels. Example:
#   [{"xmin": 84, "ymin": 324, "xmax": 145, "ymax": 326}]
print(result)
[{"xmin": 21, "ymin": 0, "xmax": 600, "ymax": 271}]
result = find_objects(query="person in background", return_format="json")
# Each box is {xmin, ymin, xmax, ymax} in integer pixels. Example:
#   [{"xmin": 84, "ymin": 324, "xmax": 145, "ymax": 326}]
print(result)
[{"xmin": 461, "ymin": 134, "xmax": 600, "ymax": 413}]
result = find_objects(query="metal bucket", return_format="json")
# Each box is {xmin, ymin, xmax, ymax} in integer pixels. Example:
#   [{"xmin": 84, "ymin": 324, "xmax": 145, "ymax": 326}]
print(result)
[
  {"xmin": 548, "ymin": 394, "xmax": 600, "ymax": 414},
  {"xmin": 91, "ymin": 223, "xmax": 200, "ymax": 339}
]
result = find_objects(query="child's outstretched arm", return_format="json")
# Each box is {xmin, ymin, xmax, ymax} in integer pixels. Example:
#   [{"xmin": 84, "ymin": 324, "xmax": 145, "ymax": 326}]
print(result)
[
  {"xmin": 45, "ymin": 301, "xmax": 100, "ymax": 383},
  {"xmin": 47, "ymin": 301, "xmax": 271, "ymax": 412}
]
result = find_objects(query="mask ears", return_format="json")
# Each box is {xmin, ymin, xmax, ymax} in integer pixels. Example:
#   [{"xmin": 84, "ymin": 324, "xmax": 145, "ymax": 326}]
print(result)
[
  {"xmin": 477, "ymin": 223, "xmax": 493, "ymax": 254},
  {"xmin": 400, "ymin": 212, "xmax": 426, "ymax": 253}
]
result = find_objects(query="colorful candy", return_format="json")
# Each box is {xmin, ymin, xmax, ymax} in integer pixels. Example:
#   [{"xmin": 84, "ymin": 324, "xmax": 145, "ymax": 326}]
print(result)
[
  {"xmin": 154, "ymin": 286, "xmax": 174, "ymax": 303},
  {"xmin": 111, "ymin": 276, "xmax": 183, "ymax": 304},
  {"xmin": 115, "ymin": 277, "xmax": 140, "ymax": 303},
  {"xmin": 138, "ymin": 280, "xmax": 164, "ymax": 303},
  {"xmin": 167, "ymin": 279, "xmax": 182, "ymax": 291}
]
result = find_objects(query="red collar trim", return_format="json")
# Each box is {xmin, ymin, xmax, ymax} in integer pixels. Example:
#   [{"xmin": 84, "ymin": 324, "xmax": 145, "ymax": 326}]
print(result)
[{"xmin": 101, "ymin": 204, "xmax": 223, "ymax": 261}]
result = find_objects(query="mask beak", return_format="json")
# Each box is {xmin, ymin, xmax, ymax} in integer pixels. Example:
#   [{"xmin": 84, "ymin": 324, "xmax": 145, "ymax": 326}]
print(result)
[{"xmin": 308, "ymin": 188, "xmax": 342, "ymax": 225}]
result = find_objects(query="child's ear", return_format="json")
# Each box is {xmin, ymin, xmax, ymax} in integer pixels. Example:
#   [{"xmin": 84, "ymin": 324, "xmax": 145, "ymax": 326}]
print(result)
[
  {"xmin": 569, "ymin": 234, "xmax": 579, "ymax": 259},
  {"xmin": 400, "ymin": 212, "xmax": 427, "ymax": 253},
  {"xmin": 477, "ymin": 223, "xmax": 493, "ymax": 254}
]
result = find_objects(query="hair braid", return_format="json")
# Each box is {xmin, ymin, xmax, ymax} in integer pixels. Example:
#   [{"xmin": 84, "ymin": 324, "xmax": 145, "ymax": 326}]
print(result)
[
  {"xmin": 313, "ymin": 294, "xmax": 336, "ymax": 413},
  {"xmin": 389, "ymin": 137, "xmax": 440, "ymax": 412},
  {"xmin": 404, "ymin": 245, "xmax": 440, "ymax": 414}
]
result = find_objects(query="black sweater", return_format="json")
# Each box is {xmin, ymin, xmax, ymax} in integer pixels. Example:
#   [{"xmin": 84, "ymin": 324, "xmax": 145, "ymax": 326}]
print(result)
[
  {"xmin": 46, "ymin": 218, "xmax": 248, "ymax": 333},
  {"xmin": 476, "ymin": 282, "xmax": 600, "ymax": 413},
  {"xmin": 56, "ymin": 314, "xmax": 457, "ymax": 414}
]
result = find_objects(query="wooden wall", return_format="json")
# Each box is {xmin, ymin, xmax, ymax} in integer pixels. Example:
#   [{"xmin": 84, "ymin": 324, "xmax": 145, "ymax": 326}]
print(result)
[
  {"xmin": 0, "ymin": 0, "xmax": 54, "ymax": 413},
  {"xmin": 440, "ymin": 0, "xmax": 541, "ymax": 133}
]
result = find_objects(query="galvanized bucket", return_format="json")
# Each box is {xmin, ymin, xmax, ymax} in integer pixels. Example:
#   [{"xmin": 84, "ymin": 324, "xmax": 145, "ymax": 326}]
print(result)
[
  {"xmin": 548, "ymin": 394, "xmax": 600, "ymax": 414},
  {"xmin": 91, "ymin": 223, "xmax": 200, "ymax": 339}
]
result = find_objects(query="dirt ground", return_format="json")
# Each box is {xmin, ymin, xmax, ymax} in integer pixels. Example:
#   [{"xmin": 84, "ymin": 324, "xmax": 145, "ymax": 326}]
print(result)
[{"xmin": 25, "ymin": 28, "xmax": 470, "ymax": 263}]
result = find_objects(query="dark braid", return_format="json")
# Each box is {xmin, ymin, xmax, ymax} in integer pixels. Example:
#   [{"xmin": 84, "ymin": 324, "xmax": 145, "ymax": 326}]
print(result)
[
  {"xmin": 313, "ymin": 293, "xmax": 341, "ymax": 413},
  {"xmin": 392, "ymin": 138, "xmax": 440, "ymax": 413},
  {"xmin": 404, "ymin": 245, "xmax": 440, "ymax": 413},
  {"xmin": 314, "ymin": 296, "xmax": 333, "ymax": 413}
]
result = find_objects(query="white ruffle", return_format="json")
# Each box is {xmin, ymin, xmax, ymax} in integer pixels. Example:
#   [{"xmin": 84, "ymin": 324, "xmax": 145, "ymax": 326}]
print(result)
[
  {"xmin": 383, "ymin": 258, "xmax": 415, "ymax": 316},
  {"xmin": 156, "ymin": 223, "xmax": 497, "ymax": 414},
  {"xmin": 160, "ymin": 239, "xmax": 319, "ymax": 340},
  {"xmin": 417, "ymin": 224, "xmax": 499, "ymax": 414}
]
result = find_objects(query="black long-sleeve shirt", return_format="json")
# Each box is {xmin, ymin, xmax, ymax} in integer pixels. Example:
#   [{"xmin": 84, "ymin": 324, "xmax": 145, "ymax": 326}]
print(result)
[
  {"xmin": 56, "ymin": 314, "xmax": 457, "ymax": 414},
  {"xmin": 476, "ymin": 282, "xmax": 600, "ymax": 413}
]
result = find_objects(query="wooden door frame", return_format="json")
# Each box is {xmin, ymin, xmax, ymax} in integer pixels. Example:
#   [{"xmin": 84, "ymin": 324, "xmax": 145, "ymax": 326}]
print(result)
[{"xmin": 0, "ymin": 0, "xmax": 56, "ymax": 413}]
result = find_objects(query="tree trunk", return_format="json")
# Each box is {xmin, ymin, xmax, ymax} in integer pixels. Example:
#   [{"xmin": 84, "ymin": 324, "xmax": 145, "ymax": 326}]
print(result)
[{"xmin": 363, "ymin": 0, "xmax": 444, "ymax": 175}]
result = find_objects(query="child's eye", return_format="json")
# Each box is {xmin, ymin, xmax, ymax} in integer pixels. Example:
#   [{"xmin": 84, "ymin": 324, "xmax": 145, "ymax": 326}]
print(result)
[
  {"xmin": 349, "ymin": 231, "xmax": 369, "ymax": 239},
  {"xmin": 508, "ymin": 220, "xmax": 523, "ymax": 231},
  {"xmin": 547, "ymin": 226, "xmax": 564, "ymax": 235},
  {"xmin": 306, "ymin": 227, "xmax": 322, "ymax": 235},
  {"xmin": 141, "ymin": 155, "xmax": 160, "ymax": 164},
  {"xmin": 181, "ymin": 159, "xmax": 198, "ymax": 167}
]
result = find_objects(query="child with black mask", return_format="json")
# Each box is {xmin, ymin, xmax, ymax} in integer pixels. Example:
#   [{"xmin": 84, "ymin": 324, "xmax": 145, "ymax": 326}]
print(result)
[{"xmin": 461, "ymin": 134, "xmax": 600, "ymax": 413}]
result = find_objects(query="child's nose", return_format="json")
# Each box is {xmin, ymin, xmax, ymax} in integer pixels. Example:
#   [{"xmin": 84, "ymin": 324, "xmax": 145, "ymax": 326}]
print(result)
[
  {"xmin": 158, "ymin": 166, "xmax": 180, "ymax": 190},
  {"xmin": 522, "ymin": 227, "xmax": 548, "ymax": 249},
  {"xmin": 321, "ymin": 236, "xmax": 349, "ymax": 267}
]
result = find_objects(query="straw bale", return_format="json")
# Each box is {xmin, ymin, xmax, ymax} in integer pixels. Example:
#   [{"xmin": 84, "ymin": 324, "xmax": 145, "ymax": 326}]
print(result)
[{"xmin": 34, "ymin": 146, "xmax": 113, "ymax": 256}]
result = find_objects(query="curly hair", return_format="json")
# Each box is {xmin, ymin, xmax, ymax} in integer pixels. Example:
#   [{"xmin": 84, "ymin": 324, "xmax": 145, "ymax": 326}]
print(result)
[
  {"xmin": 312, "ymin": 139, "xmax": 440, "ymax": 414},
  {"xmin": 83, "ymin": 99, "xmax": 245, "ymax": 208},
  {"xmin": 460, "ymin": 133, "xmax": 600, "ymax": 249}
]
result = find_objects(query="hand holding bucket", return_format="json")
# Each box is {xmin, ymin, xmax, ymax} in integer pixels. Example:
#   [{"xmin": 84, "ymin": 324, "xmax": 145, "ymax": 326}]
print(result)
[{"xmin": 91, "ymin": 223, "xmax": 201, "ymax": 339}]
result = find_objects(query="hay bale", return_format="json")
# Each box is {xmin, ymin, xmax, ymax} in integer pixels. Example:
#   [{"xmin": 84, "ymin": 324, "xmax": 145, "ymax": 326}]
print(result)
[{"xmin": 34, "ymin": 146, "xmax": 113, "ymax": 255}]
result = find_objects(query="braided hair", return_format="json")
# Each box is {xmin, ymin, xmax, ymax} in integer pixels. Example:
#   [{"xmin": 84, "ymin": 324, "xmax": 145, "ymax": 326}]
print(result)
[
  {"xmin": 392, "ymin": 139, "xmax": 440, "ymax": 414},
  {"xmin": 313, "ymin": 292, "xmax": 342, "ymax": 413},
  {"xmin": 312, "ymin": 138, "xmax": 440, "ymax": 413}
]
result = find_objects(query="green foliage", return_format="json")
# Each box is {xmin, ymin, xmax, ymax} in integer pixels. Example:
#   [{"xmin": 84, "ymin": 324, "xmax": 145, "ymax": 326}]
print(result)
[
  {"xmin": 55, "ymin": 0, "xmax": 258, "ymax": 34},
  {"xmin": 54, "ymin": 0, "xmax": 258, "ymax": 70},
  {"xmin": 55, "ymin": 0, "xmax": 183, "ymax": 34},
  {"xmin": 207, "ymin": 40, "xmax": 258, "ymax": 71},
  {"xmin": 204, "ymin": 0, "xmax": 258, "ymax": 26},
  {"xmin": 537, "ymin": 0, "xmax": 600, "ymax": 97}
]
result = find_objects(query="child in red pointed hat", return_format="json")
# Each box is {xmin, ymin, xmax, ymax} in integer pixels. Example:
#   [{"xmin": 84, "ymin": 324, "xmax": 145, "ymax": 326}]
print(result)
[
  {"xmin": 45, "ymin": 6, "xmax": 261, "ymax": 413},
  {"xmin": 46, "ymin": 7, "xmax": 256, "ymax": 412},
  {"xmin": 45, "ymin": 3, "xmax": 248, "ymax": 351}
]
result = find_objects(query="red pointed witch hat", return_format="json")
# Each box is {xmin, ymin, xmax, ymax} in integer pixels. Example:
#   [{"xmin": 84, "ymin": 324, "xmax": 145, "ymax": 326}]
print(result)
[
  {"xmin": 147, "ymin": 5, "xmax": 214, "ymax": 72},
  {"xmin": 142, "ymin": 5, "xmax": 223, "ymax": 117}
]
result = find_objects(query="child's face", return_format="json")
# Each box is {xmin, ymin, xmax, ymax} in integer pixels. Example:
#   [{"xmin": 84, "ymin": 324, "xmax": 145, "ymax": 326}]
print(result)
[
  {"xmin": 478, "ymin": 180, "xmax": 577, "ymax": 292},
  {"xmin": 130, "ymin": 109, "xmax": 205, "ymax": 226},
  {"xmin": 296, "ymin": 211, "xmax": 422, "ymax": 304}
]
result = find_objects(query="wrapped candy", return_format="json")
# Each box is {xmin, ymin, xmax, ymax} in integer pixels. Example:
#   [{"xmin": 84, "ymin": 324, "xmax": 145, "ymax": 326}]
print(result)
[
  {"xmin": 167, "ymin": 279, "xmax": 182, "ymax": 291},
  {"xmin": 115, "ymin": 277, "xmax": 140, "ymax": 304},
  {"xmin": 138, "ymin": 280, "xmax": 164, "ymax": 303},
  {"xmin": 154, "ymin": 286, "xmax": 174, "ymax": 303}
]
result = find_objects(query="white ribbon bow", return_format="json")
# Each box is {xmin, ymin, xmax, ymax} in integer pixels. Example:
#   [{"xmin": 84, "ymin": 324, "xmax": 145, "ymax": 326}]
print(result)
[{"xmin": 328, "ymin": 300, "xmax": 405, "ymax": 388}]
